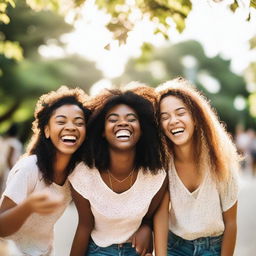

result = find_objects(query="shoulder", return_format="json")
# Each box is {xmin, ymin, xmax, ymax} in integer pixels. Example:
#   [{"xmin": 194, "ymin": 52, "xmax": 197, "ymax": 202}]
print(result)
[
  {"xmin": 68, "ymin": 162, "xmax": 96, "ymax": 186},
  {"xmin": 68, "ymin": 162, "xmax": 96, "ymax": 199},
  {"xmin": 140, "ymin": 169, "xmax": 167, "ymax": 189},
  {"xmin": 7, "ymin": 155, "xmax": 39, "ymax": 181},
  {"xmin": 11, "ymin": 154, "xmax": 38, "ymax": 170}
]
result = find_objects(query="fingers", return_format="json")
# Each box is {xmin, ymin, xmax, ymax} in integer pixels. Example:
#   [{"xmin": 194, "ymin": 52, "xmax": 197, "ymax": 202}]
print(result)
[
  {"xmin": 135, "ymin": 246, "xmax": 146, "ymax": 256},
  {"xmin": 27, "ymin": 191, "xmax": 63, "ymax": 214},
  {"xmin": 132, "ymin": 235, "xmax": 136, "ymax": 248},
  {"xmin": 140, "ymin": 248, "xmax": 147, "ymax": 256}
]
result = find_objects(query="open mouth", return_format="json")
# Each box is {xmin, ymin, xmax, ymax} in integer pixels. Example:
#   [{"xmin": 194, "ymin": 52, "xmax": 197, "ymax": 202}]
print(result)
[
  {"xmin": 115, "ymin": 129, "xmax": 132, "ymax": 139},
  {"xmin": 171, "ymin": 128, "xmax": 184, "ymax": 136},
  {"xmin": 61, "ymin": 135, "xmax": 77, "ymax": 144}
]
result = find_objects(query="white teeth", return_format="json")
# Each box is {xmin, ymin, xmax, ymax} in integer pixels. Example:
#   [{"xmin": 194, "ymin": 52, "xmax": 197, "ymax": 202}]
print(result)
[
  {"xmin": 116, "ymin": 130, "xmax": 131, "ymax": 138},
  {"xmin": 171, "ymin": 128, "xmax": 184, "ymax": 134},
  {"xmin": 61, "ymin": 135, "xmax": 77, "ymax": 142}
]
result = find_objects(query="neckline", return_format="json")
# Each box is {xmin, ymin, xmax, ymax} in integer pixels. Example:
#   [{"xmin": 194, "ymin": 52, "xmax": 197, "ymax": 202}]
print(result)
[
  {"xmin": 95, "ymin": 168, "xmax": 141, "ymax": 195},
  {"xmin": 52, "ymin": 176, "xmax": 69, "ymax": 188},
  {"xmin": 171, "ymin": 160, "xmax": 207, "ymax": 197}
]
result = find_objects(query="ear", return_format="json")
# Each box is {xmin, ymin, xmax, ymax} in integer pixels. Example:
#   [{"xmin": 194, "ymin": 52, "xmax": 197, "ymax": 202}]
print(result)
[{"xmin": 44, "ymin": 125, "xmax": 50, "ymax": 139}]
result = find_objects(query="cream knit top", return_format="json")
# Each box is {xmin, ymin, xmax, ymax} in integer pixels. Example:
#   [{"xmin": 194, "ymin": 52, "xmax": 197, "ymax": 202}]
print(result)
[
  {"xmin": 69, "ymin": 162, "xmax": 166, "ymax": 247},
  {"xmin": 168, "ymin": 159, "xmax": 239, "ymax": 240},
  {"xmin": 0, "ymin": 155, "xmax": 71, "ymax": 256}
]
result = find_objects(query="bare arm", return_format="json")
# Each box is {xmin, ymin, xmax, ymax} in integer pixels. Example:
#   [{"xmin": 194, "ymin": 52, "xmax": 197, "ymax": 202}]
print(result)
[
  {"xmin": 69, "ymin": 185, "xmax": 94, "ymax": 256},
  {"xmin": 154, "ymin": 191, "xmax": 169, "ymax": 256},
  {"xmin": 221, "ymin": 202, "xmax": 237, "ymax": 256},
  {"xmin": 0, "ymin": 192, "xmax": 63, "ymax": 236},
  {"xmin": 132, "ymin": 175, "xmax": 168, "ymax": 256}
]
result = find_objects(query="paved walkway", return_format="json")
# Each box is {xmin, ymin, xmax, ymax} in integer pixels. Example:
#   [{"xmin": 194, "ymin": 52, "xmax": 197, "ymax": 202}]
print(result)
[{"xmin": 54, "ymin": 173, "xmax": 256, "ymax": 256}]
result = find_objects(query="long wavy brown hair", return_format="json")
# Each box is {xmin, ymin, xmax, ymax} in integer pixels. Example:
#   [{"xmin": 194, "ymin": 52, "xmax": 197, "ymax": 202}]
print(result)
[{"xmin": 156, "ymin": 77, "xmax": 240, "ymax": 181}]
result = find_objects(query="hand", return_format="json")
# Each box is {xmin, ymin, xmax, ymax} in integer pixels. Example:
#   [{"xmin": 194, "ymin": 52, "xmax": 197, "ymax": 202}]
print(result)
[
  {"xmin": 25, "ymin": 190, "xmax": 63, "ymax": 215},
  {"xmin": 132, "ymin": 224, "xmax": 153, "ymax": 256}
]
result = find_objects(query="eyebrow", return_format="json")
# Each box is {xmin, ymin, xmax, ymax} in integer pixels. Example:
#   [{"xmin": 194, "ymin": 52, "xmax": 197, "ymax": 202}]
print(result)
[
  {"xmin": 106, "ymin": 113, "xmax": 137, "ymax": 119},
  {"xmin": 175, "ymin": 107, "xmax": 186, "ymax": 111},
  {"xmin": 55, "ymin": 115, "xmax": 85, "ymax": 120},
  {"xmin": 160, "ymin": 107, "xmax": 186, "ymax": 114}
]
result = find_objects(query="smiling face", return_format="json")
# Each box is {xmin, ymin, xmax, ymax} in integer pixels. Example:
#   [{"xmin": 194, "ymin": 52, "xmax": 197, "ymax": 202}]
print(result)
[
  {"xmin": 104, "ymin": 104, "xmax": 141, "ymax": 152},
  {"xmin": 160, "ymin": 95, "xmax": 195, "ymax": 148},
  {"xmin": 44, "ymin": 104, "xmax": 86, "ymax": 158}
]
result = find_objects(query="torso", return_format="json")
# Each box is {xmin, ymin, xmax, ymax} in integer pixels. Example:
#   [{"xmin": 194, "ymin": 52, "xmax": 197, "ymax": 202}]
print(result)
[
  {"xmin": 174, "ymin": 160, "xmax": 202, "ymax": 193},
  {"xmin": 69, "ymin": 163, "xmax": 166, "ymax": 247},
  {"xmin": 1, "ymin": 155, "xmax": 72, "ymax": 256}
]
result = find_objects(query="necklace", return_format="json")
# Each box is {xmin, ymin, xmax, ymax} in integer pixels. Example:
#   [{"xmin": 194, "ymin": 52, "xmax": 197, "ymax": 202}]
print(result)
[
  {"xmin": 108, "ymin": 169, "xmax": 134, "ymax": 183},
  {"xmin": 108, "ymin": 169, "xmax": 134, "ymax": 191}
]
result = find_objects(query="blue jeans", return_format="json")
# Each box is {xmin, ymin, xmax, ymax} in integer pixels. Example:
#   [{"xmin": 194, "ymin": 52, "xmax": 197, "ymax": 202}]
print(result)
[
  {"xmin": 167, "ymin": 232, "xmax": 222, "ymax": 256},
  {"xmin": 86, "ymin": 239, "xmax": 139, "ymax": 256}
]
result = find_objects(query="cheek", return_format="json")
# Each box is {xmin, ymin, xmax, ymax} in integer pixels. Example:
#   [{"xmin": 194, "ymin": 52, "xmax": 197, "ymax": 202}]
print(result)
[{"xmin": 161, "ymin": 121, "xmax": 168, "ymax": 134}]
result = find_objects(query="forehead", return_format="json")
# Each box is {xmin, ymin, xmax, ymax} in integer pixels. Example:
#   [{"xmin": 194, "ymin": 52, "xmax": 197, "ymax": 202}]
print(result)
[
  {"xmin": 106, "ymin": 104, "xmax": 137, "ymax": 115},
  {"xmin": 51, "ymin": 104, "xmax": 84, "ymax": 117},
  {"xmin": 160, "ymin": 95, "xmax": 187, "ymax": 111}
]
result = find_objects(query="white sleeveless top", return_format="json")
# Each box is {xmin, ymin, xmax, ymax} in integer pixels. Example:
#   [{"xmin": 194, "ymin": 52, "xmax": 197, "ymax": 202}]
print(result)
[
  {"xmin": 69, "ymin": 162, "xmax": 166, "ymax": 247},
  {"xmin": 168, "ymin": 159, "xmax": 239, "ymax": 240},
  {"xmin": 0, "ymin": 155, "xmax": 72, "ymax": 256}
]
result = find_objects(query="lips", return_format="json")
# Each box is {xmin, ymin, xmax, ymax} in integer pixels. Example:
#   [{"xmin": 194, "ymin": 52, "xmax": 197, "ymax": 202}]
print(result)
[
  {"xmin": 171, "ymin": 128, "xmax": 184, "ymax": 135},
  {"xmin": 61, "ymin": 135, "xmax": 77, "ymax": 144},
  {"xmin": 115, "ymin": 129, "xmax": 132, "ymax": 139}
]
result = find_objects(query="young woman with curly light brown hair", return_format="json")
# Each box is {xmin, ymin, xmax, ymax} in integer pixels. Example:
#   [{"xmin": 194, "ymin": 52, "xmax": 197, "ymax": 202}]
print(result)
[{"xmin": 154, "ymin": 77, "xmax": 240, "ymax": 256}]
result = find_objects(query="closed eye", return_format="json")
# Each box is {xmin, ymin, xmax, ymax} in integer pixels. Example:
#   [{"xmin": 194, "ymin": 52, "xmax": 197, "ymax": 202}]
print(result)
[
  {"xmin": 160, "ymin": 113, "xmax": 169, "ymax": 121},
  {"xmin": 56, "ymin": 121, "xmax": 65, "ymax": 125},
  {"xmin": 75, "ymin": 122, "xmax": 85, "ymax": 126},
  {"xmin": 108, "ymin": 119, "xmax": 118, "ymax": 123}
]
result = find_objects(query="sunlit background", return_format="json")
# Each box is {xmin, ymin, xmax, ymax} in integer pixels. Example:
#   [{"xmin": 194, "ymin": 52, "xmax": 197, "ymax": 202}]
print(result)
[{"xmin": 1, "ymin": 0, "xmax": 256, "ymax": 255}]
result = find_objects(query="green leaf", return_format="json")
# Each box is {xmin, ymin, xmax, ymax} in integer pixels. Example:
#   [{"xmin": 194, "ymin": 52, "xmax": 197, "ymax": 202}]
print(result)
[
  {"xmin": 0, "ymin": 40, "xmax": 23, "ymax": 61},
  {"xmin": 230, "ymin": 0, "xmax": 239, "ymax": 12},
  {"xmin": 0, "ymin": 3, "xmax": 7, "ymax": 12},
  {"xmin": 0, "ymin": 13, "xmax": 10, "ymax": 23},
  {"xmin": 250, "ymin": 0, "xmax": 256, "ymax": 8}
]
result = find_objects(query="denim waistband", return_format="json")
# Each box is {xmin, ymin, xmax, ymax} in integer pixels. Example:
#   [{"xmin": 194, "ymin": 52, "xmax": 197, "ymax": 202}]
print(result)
[
  {"xmin": 169, "ymin": 232, "xmax": 222, "ymax": 248},
  {"xmin": 90, "ymin": 239, "xmax": 133, "ymax": 249}
]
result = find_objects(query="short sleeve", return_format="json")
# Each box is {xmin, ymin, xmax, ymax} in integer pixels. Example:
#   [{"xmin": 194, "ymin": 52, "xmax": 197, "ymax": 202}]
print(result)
[
  {"xmin": 1, "ymin": 155, "xmax": 39, "ymax": 205},
  {"xmin": 68, "ymin": 162, "xmax": 90, "ymax": 200},
  {"xmin": 218, "ymin": 164, "xmax": 239, "ymax": 212}
]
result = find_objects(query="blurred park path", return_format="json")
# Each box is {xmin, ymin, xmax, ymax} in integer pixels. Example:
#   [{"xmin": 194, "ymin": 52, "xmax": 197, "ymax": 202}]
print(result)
[{"xmin": 54, "ymin": 172, "xmax": 256, "ymax": 256}]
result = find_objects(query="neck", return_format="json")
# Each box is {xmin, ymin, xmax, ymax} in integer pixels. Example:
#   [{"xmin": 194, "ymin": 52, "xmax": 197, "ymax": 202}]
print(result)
[
  {"xmin": 109, "ymin": 149, "xmax": 135, "ymax": 177},
  {"xmin": 173, "ymin": 143, "xmax": 195, "ymax": 163},
  {"xmin": 53, "ymin": 152, "xmax": 71, "ymax": 176}
]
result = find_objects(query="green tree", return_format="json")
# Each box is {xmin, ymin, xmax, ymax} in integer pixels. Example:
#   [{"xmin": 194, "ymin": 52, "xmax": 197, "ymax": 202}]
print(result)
[
  {"xmin": 118, "ymin": 40, "xmax": 253, "ymax": 132},
  {"xmin": 0, "ymin": 1, "xmax": 102, "ymax": 141}
]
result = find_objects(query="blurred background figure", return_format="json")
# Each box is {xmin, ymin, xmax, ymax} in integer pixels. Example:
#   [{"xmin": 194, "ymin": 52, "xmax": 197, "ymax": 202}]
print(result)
[
  {"xmin": 235, "ymin": 125, "xmax": 253, "ymax": 176},
  {"xmin": 248, "ymin": 129, "xmax": 256, "ymax": 176},
  {"xmin": 0, "ymin": 124, "xmax": 23, "ymax": 194}
]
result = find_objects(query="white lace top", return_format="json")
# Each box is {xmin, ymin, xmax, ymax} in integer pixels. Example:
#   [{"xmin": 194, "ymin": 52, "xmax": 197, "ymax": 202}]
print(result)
[
  {"xmin": 168, "ymin": 159, "xmax": 239, "ymax": 240},
  {"xmin": 0, "ymin": 155, "xmax": 72, "ymax": 256},
  {"xmin": 69, "ymin": 162, "xmax": 166, "ymax": 247}
]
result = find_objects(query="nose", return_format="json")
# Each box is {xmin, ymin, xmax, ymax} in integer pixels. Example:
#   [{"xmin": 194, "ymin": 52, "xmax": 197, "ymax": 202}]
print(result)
[
  {"xmin": 169, "ymin": 115, "xmax": 179, "ymax": 126},
  {"xmin": 64, "ymin": 121, "xmax": 76, "ymax": 130},
  {"xmin": 117, "ymin": 119, "xmax": 129, "ymax": 127}
]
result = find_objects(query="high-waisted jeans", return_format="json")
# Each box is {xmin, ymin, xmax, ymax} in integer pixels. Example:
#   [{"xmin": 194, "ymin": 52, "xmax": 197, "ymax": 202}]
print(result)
[
  {"xmin": 167, "ymin": 231, "xmax": 223, "ymax": 256},
  {"xmin": 86, "ymin": 239, "xmax": 139, "ymax": 256}
]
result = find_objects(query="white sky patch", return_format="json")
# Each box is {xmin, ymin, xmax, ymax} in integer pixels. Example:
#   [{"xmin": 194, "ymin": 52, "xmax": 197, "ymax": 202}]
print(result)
[
  {"xmin": 182, "ymin": 0, "xmax": 256, "ymax": 74},
  {"xmin": 197, "ymin": 71, "xmax": 221, "ymax": 93},
  {"xmin": 39, "ymin": 0, "xmax": 256, "ymax": 79},
  {"xmin": 89, "ymin": 79, "xmax": 113, "ymax": 96},
  {"xmin": 234, "ymin": 95, "xmax": 247, "ymax": 110},
  {"xmin": 38, "ymin": 44, "xmax": 65, "ymax": 58}
]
